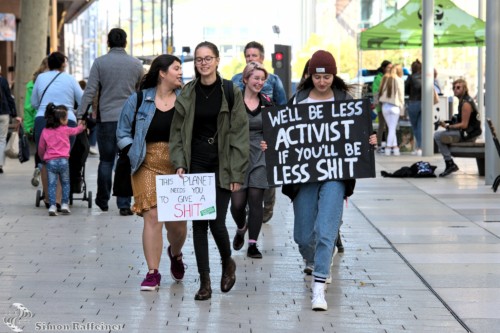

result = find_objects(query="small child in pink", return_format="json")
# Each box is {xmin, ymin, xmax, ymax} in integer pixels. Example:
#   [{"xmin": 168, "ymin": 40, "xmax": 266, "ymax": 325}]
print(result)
[{"xmin": 38, "ymin": 103, "xmax": 86, "ymax": 216}]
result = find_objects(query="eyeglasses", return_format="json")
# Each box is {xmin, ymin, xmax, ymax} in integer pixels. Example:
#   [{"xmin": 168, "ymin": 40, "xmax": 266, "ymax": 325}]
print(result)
[
  {"xmin": 453, "ymin": 85, "xmax": 462, "ymax": 90},
  {"xmin": 195, "ymin": 56, "xmax": 216, "ymax": 64}
]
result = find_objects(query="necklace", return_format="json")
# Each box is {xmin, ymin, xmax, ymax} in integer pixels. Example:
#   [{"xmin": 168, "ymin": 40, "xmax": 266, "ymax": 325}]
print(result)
[
  {"xmin": 197, "ymin": 83, "xmax": 217, "ymax": 99},
  {"xmin": 156, "ymin": 92, "xmax": 174, "ymax": 107}
]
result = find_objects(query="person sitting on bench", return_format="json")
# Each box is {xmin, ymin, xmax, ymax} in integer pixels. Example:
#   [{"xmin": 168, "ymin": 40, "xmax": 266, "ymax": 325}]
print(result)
[{"xmin": 434, "ymin": 79, "xmax": 482, "ymax": 177}]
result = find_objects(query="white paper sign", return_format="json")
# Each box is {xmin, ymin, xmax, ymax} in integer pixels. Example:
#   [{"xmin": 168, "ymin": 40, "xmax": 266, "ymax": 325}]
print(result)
[{"xmin": 156, "ymin": 173, "xmax": 217, "ymax": 221}]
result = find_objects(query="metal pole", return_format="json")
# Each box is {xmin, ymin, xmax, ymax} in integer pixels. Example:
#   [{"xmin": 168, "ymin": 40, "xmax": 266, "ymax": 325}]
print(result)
[
  {"xmin": 421, "ymin": 0, "xmax": 434, "ymax": 156},
  {"xmin": 485, "ymin": 0, "xmax": 500, "ymax": 185},
  {"xmin": 478, "ymin": 0, "xmax": 484, "ymax": 133},
  {"xmin": 130, "ymin": 0, "xmax": 134, "ymax": 56}
]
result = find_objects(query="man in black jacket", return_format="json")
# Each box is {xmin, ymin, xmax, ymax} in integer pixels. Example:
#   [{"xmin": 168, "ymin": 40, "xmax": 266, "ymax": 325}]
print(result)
[{"xmin": 0, "ymin": 68, "xmax": 20, "ymax": 174}]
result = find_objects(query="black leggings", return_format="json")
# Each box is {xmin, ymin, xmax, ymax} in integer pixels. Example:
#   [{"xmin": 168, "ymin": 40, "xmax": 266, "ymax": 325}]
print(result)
[
  {"xmin": 230, "ymin": 187, "xmax": 264, "ymax": 242},
  {"xmin": 190, "ymin": 138, "xmax": 232, "ymax": 274}
]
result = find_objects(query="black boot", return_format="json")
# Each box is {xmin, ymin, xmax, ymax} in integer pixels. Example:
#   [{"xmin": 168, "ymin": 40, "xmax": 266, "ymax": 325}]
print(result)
[
  {"xmin": 194, "ymin": 272, "xmax": 212, "ymax": 301},
  {"xmin": 336, "ymin": 231, "xmax": 344, "ymax": 253},
  {"xmin": 221, "ymin": 257, "xmax": 236, "ymax": 292},
  {"xmin": 439, "ymin": 159, "xmax": 459, "ymax": 177}
]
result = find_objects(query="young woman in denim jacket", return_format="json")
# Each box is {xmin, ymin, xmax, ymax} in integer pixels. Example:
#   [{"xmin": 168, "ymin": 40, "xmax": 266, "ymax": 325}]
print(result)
[{"xmin": 117, "ymin": 55, "xmax": 187, "ymax": 291}]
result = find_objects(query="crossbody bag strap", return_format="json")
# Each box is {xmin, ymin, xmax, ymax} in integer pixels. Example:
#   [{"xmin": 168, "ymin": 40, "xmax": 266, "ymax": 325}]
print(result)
[
  {"xmin": 39, "ymin": 72, "xmax": 62, "ymax": 105},
  {"xmin": 131, "ymin": 90, "xmax": 143, "ymax": 138}
]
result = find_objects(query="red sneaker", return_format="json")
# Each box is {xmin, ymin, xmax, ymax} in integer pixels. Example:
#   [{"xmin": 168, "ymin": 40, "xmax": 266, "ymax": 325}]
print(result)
[
  {"xmin": 168, "ymin": 246, "xmax": 186, "ymax": 282},
  {"xmin": 140, "ymin": 269, "xmax": 161, "ymax": 291}
]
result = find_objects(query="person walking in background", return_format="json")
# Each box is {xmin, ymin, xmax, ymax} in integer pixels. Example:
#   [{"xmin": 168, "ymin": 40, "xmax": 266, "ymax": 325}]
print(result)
[
  {"xmin": 24, "ymin": 57, "xmax": 48, "ymax": 185},
  {"xmin": 230, "ymin": 61, "xmax": 274, "ymax": 259},
  {"xmin": 170, "ymin": 41, "xmax": 249, "ymax": 301},
  {"xmin": 372, "ymin": 60, "xmax": 392, "ymax": 153},
  {"xmin": 405, "ymin": 59, "xmax": 423, "ymax": 156},
  {"xmin": 262, "ymin": 50, "xmax": 377, "ymax": 311},
  {"xmin": 117, "ymin": 55, "xmax": 187, "ymax": 291},
  {"xmin": 77, "ymin": 28, "xmax": 144, "ymax": 216},
  {"xmin": 31, "ymin": 52, "xmax": 83, "ymax": 209},
  {"xmin": 38, "ymin": 104, "xmax": 86, "ymax": 216},
  {"xmin": 378, "ymin": 64, "xmax": 405, "ymax": 156},
  {"xmin": 434, "ymin": 79, "xmax": 482, "ymax": 177},
  {"xmin": 0, "ymin": 66, "xmax": 20, "ymax": 174},
  {"xmin": 231, "ymin": 41, "xmax": 287, "ymax": 224}
]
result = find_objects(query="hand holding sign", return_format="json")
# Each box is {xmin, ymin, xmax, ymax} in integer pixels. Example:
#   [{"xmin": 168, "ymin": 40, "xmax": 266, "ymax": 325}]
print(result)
[{"xmin": 156, "ymin": 173, "xmax": 216, "ymax": 221}]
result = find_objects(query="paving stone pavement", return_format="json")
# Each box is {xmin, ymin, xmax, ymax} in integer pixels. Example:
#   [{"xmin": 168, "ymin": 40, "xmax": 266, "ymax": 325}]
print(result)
[{"xmin": 0, "ymin": 152, "xmax": 499, "ymax": 333}]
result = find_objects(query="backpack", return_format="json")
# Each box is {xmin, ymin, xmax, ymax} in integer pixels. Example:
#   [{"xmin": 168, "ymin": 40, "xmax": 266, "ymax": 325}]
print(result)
[{"xmin": 222, "ymin": 79, "xmax": 234, "ymax": 111}]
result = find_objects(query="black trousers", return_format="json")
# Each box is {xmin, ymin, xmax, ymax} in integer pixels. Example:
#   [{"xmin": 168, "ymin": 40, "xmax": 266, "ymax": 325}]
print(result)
[{"xmin": 190, "ymin": 137, "xmax": 232, "ymax": 274}]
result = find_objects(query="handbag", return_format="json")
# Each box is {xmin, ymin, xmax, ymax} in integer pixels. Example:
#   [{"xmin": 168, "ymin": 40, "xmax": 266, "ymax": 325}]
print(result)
[
  {"xmin": 112, "ymin": 91, "xmax": 143, "ymax": 197},
  {"xmin": 5, "ymin": 130, "xmax": 19, "ymax": 159},
  {"xmin": 18, "ymin": 125, "xmax": 30, "ymax": 163}
]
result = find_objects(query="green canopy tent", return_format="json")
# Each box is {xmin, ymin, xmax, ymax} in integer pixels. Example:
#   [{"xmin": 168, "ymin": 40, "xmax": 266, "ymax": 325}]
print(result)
[{"xmin": 360, "ymin": 0, "xmax": 485, "ymax": 50}]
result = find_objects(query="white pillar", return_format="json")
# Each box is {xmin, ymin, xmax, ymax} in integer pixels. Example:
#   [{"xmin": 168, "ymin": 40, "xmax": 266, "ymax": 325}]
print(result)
[
  {"xmin": 422, "ymin": 0, "xmax": 434, "ymax": 156},
  {"xmin": 485, "ymin": 0, "xmax": 500, "ymax": 185}
]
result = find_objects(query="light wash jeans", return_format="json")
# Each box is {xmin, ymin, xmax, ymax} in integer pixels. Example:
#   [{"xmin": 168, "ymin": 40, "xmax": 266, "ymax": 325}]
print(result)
[
  {"xmin": 0, "ymin": 114, "xmax": 10, "ymax": 167},
  {"xmin": 46, "ymin": 158, "xmax": 70, "ymax": 206},
  {"xmin": 293, "ymin": 180, "xmax": 345, "ymax": 279},
  {"xmin": 407, "ymin": 100, "xmax": 422, "ymax": 149}
]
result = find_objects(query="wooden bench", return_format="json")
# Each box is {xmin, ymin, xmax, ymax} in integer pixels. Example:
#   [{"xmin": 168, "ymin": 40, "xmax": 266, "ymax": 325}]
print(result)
[{"xmin": 449, "ymin": 141, "xmax": 485, "ymax": 176}]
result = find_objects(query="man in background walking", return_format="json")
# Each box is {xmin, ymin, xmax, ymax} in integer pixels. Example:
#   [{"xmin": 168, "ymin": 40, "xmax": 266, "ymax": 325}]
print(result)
[{"xmin": 77, "ymin": 28, "xmax": 143, "ymax": 215}]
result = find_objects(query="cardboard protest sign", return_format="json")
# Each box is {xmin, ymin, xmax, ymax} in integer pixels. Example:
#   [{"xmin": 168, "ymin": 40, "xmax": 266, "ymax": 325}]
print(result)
[
  {"xmin": 262, "ymin": 99, "xmax": 375, "ymax": 185},
  {"xmin": 156, "ymin": 173, "xmax": 216, "ymax": 221}
]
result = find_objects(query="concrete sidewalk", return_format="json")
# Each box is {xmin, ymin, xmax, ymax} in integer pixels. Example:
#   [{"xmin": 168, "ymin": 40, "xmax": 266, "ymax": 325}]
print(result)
[{"xmin": 0, "ymin": 152, "xmax": 498, "ymax": 333}]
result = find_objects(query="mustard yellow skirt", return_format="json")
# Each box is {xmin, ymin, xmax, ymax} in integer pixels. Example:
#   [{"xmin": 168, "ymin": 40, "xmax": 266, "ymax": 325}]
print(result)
[{"xmin": 131, "ymin": 142, "xmax": 176, "ymax": 215}]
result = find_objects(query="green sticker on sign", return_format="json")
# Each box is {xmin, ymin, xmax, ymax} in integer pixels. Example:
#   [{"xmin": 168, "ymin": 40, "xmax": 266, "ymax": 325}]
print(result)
[{"xmin": 200, "ymin": 206, "xmax": 215, "ymax": 216}]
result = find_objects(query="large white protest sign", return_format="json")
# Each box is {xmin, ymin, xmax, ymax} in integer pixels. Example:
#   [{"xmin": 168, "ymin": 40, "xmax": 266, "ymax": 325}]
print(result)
[
  {"xmin": 156, "ymin": 173, "xmax": 216, "ymax": 221},
  {"xmin": 262, "ymin": 99, "xmax": 375, "ymax": 185}
]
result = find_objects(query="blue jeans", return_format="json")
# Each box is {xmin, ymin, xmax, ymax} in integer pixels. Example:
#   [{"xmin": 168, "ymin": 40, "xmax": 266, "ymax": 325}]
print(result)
[
  {"xmin": 46, "ymin": 158, "xmax": 70, "ymax": 206},
  {"xmin": 407, "ymin": 101, "xmax": 422, "ymax": 149},
  {"xmin": 96, "ymin": 122, "xmax": 130, "ymax": 209},
  {"xmin": 293, "ymin": 180, "xmax": 344, "ymax": 279}
]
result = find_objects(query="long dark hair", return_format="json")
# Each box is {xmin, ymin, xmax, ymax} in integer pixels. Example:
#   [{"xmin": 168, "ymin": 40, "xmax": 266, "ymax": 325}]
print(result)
[
  {"xmin": 44, "ymin": 103, "xmax": 68, "ymax": 129},
  {"xmin": 194, "ymin": 41, "xmax": 219, "ymax": 79},
  {"xmin": 140, "ymin": 54, "xmax": 181, "ymax": 90}
]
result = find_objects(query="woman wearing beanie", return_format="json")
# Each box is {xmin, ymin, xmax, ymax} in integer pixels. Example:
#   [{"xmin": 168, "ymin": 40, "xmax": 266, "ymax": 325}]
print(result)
[{"xmin": 265, "ymin": 50, "xmax": 376, "ymax": 311}]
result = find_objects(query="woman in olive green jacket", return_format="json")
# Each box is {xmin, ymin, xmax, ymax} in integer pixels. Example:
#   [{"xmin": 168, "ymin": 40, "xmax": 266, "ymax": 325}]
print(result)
[{"xmin": 169, "ymin": 41, "xmax": 249, "ymax": 301}]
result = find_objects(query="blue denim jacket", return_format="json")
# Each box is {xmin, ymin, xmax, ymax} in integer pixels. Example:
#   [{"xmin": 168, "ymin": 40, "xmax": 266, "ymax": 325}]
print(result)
[
  {"xmin": 116, "ymin": 87, "xmax": 179, "ymax": 174},
  {"xmin": 231, "ymin": 72, "xmax": 287, "ymax": 105}
]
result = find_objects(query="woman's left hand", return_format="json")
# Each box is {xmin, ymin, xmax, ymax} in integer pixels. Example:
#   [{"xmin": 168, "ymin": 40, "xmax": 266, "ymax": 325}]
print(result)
[
  {"xmin": 230, "ymin": 183, "xmax": 241, "ymax": 192},
  {"xmin": 369, "ymin": 134, "xmax": 377, "ymax": 146}
]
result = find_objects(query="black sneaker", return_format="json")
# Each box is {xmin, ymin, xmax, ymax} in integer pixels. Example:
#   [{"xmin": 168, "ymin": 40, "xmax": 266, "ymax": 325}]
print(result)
[
  {"xmin": 439, "ymin": 164, "xmax": 459, "ymax": 177},
  {"xmin": 247, "ymin": 244, "xmax": 262, "ymax": 259},
  {"xmin": 233, "ymin": 232, "xmax": 245, "ymax": 251},
  {"xmin": 119, "ymin": 208, "xmax": 133, "ymax": 216}
]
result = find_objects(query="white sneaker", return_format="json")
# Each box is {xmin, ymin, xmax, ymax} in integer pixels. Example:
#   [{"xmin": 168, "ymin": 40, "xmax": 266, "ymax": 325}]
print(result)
[
  {"xmin": 417, "ymin": 149, "xmax": 422, "ymax": 156},
  {"xmin": 89, "ymin": 146, "xmax": 99, "ymax": 155},
  {"xmin": 61, "ymin": 204, "xmax": 71, "ymax": 215},
  {"xmin": 385, "ymin": 147, "xmax": 391, "ymax": 156},
  {"xmin": 312, "ymin": 281, "xmax": 327, "ymax": 311},
  {"xmin": 393, "ymin": 147, "xmax": 400, "ymax": 156},
  {"xmin": 48, "ymin": 205, "xmax": 58, "ymax": 216}
]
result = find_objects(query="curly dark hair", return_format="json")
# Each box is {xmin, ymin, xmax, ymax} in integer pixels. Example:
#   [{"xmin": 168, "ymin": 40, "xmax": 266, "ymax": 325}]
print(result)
[{"xmin": 44, "ymin": 103, "xmax": 68, "ymax": 129}]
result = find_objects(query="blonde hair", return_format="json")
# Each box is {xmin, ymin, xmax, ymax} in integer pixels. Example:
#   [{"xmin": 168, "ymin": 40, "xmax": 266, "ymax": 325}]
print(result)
[
  {"xmin": 379, "ymin": 64, "xmax": 403, "ymax": 98},
  {"xmin": 243, "ymin": 61, "xmax": 268, "ymax": 84}
]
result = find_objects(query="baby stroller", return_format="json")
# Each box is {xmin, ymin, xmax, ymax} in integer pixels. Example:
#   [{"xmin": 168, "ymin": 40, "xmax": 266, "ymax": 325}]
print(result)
[{"xmin": 35, "ymin": 130, "xmax": 92, "ymax": 208}]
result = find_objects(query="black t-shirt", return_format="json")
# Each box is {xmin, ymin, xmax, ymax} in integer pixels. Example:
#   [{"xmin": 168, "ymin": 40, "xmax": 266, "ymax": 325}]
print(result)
[
  {"xmin": 193, "ymin": 78, "xmax": 222, "ymax": 138},
  {"xmin": 145, "ymin": 107, "xmax": 174, "ymax": 143}
]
